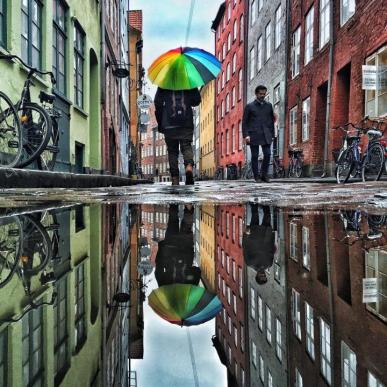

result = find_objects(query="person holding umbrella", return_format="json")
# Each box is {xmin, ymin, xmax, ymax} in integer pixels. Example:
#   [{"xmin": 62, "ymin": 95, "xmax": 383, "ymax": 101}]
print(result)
[{"xmin": 149, "ymin": 47, "xmax": 221, "ymax": 185}]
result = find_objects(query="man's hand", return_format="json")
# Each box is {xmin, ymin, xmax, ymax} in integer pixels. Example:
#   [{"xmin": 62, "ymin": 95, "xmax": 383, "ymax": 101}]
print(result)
[{"xmin": 244, "ymin": 136, "xmax": 251, "ymax": 144}]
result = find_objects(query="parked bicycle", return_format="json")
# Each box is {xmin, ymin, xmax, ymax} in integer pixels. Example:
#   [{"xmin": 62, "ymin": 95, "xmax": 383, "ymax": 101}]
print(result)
[
  {"xmin": 287, "ymin": 148, "xmax": 304, "ymax": 178},
  {"xmin": 0, "ymin": 53, "xmax": 57, "ymax": 169},
  {"xmin": 273, "ymin": 155, "xmax": 285, "ymax": 178}
]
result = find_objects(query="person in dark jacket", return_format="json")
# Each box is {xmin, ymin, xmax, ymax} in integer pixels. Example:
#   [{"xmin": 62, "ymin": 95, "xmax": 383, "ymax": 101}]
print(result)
[
  {"xmin": 155, "ymin": 204, "xmax": 201, "ymax": 287},
  {"xmin": 154, "ymin": 87, "xmax": 201, "ymax": 185},
  {"xmin": 242, "ymin": 204, "xmax": 275, "ymax": 285},
  {"xmin": 242, "ymin": 85, "xmax": 276, "ymax": 183}
]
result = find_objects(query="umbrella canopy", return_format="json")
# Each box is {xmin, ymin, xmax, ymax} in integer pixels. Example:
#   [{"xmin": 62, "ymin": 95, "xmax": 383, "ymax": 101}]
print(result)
[
  {"xmin": 148, "ymin": 283, "xmax": 222, "ymax": 327},
  {"xmin": 148, "ymin": 47, "xmax": 221, "ymax": 90}
]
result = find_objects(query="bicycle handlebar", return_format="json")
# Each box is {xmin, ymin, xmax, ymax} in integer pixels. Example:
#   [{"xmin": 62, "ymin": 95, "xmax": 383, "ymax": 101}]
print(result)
[{"xmin": 0, "ymin": 53, "xmax": 56, "ymax": 85}]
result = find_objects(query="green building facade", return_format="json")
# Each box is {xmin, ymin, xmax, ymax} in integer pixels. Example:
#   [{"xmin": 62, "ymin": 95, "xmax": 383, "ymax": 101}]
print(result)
[{"xmin": 0, "ymin": 0, "xmax": 101, "ymax": 173}]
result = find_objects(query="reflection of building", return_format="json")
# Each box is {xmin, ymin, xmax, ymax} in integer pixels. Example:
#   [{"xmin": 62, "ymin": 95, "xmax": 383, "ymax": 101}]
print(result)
[
  {"xmin": 200, "ymin": 205, "xmax": 216, "ymax": 292},
  {"xmin": 284, "ymin": 211, "xmax": 387, "ymax": 387},
  {"xmin": 215, "ymin": 205, "xmax": 249, "ymax": 386},
  {"xmin": 0, "ymin": 205, "xmax": 103, "ymax": 386},
  {"xmin": 246, "ymin": 207, "xmax": 287, "ymax": 387}
]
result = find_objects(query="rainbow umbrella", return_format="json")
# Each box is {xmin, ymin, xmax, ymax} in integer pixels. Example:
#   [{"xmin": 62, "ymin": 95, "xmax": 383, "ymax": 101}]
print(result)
[
  {"xmin": 148, "ymin": 47, "xmax": 221, "ymax": 90},
  {"xmin": 148, "ymin": 283, "xmax": 222, "ymax": 327}
]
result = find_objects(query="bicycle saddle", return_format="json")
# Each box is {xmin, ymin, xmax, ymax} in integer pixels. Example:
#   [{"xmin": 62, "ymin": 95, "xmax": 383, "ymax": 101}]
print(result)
[
  {"xmin": 367, "ymin": 129, "xmax": 382, "ymax": 138},
  {"xmin": 39, "ymin": 90, "xmax": 56, "ymax": 104}
]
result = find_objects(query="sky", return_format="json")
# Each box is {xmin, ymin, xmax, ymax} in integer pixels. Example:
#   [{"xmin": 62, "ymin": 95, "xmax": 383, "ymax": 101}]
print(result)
[{"xmin": 131, "ymin": 0, "xmax": 224, "ymax": 97}]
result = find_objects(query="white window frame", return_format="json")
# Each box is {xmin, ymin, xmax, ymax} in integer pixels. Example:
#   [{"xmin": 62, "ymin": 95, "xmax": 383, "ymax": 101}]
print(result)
[
  {"xmin": 252, "ymin": 341, "xmax": 257, "ymax": 366},
  {"xmin": 342, "ymin": 341, "xmax": 357, "ymax": 387},
  {"xmin": 238, "ymin": 266, "xmax": 243, "ymax": 298},
  {"xmin": 320, "ymin": 318, "xmax": 332, "ymax": 385},
  {"xmin": 249, "ymin": 46, "xmax": 256, "ymax": 80},
  {"xmin": 296, "ymin": 368, "xmax": 303, "ymax": 387},
  {"xmin": 232, "ymin": 87, "xmax": 236, "ymax": 107},
  {"xmin": 302, "ymin": 225, "xmax": 310, "ymax": 269},
  {"xmin": 266, "ymin": 305, "xmax": 272, "ymax": 344},
  {"xmin": 257, "ymin": 35, "xmax": 263, "ymax": 71},
  {"xmin": 227, "ymin": 32, "xmax": 231, "ymax": 51},
  {"xmin": 292, "ymin": 288, "xmax": 302, "ymax": 340},
  {"xmin": 265, "ymin": 21, "xmax": 272, "ymax": 61},
  {"xmin": 233, "ymin": 19, "xmax": 238, "ymax": 41},
  {"xmin": 275, "ymin": 5, "xmax": 282, "ymax": 49},
  {"xmin": 251, "ymin": 0, "xmax": 257, "ymax": 26},
  {"xmin": 232, "ymin": 125, "xmax": 236, "ymax": 151},
  {"xmin": 250, "ymin": 287, "xmax": 256, "ymax": 320},
  {"xmin": 238, "ymin": 69, "xmax": 243, "ymax": 100},
  {"xmin": 258, "ymin": 296, "xmax": 263, "ymax": 331},
  {"xmin": 276, "ymin": 318, "xmax": 283, "ymax": 361},
  {"xmin": 292, "ymin": 26, "xmax": 301, "ymax": 78},
  {"xmin": 232, "ymin": 53, "xmax": 237, "ymax": 73},
  {"xmin": 289, "ymin": 106, "xmax": 298, "ymax": 145},
  {"xmin": 305, "ymin": 302, "xmax": 315, "ymax": 360},
  {"xmin": 367, "ymin": 371, "xmax": 384, "ymax": 387},
  {"xmin": 226, "ymin": 63, "xmax": 231, "ymax": 82},
  {"xmin": 226, "ymin": 93, "xmax": 230, "ymax": 112},
  {"xmin": 239, "ymin": 122, "xmax": 243, "ymax": 150},
  {"xmin": 302, "ymin": 97, "xmax": 311, "ymax": 142},
  {"xmin": 320, "ymin": 0, "xmax": 330, "ymax": 48},
  {"xmin": 341, "ymin": 0, "xmax": 356, "ymax": 26},
  {"xmin": 290, "ymin": 221, "xmax": 298, "ymax": 259},
  {"xmin": 305, "ymin": 7, "xmax": 314, "ymax": 64},
  {"xmin": 259, "ymin": 356, "xmax": 265, "ymax": 383},
  {"xmin": 234, "ymin": 325, "xmax": 238, "ymax": 347}
]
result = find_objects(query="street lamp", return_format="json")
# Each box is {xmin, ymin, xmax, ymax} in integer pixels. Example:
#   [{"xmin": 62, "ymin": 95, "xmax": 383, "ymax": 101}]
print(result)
[{"xmin": 106, "ymin": 61, "xmax": 130, "ymax": 79}]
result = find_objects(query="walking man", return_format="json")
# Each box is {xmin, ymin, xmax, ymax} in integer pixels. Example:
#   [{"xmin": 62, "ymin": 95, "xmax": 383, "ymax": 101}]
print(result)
[
  {"xmin": 154, "ymin": 87, "xmax": 201, "ymax": 185},
  {"xmin": 242, "ymin": 85, "xmax": 276, "ymax": 183}
]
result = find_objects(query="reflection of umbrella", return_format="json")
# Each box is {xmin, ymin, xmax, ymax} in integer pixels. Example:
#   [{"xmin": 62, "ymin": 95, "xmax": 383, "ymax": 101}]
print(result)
[
  {"xmin": 148, "ymin": 47, "xmax": 221, "ymax": 90},
  {"xmin": 148, "ymin": 284, "xmax": 222, "ymax": 326}
]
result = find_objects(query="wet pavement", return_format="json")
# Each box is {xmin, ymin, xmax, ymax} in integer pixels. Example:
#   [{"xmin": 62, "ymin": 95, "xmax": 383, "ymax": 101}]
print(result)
[{"xmin": 0, "ymin": 184, "xmax": 386, "ymax": 386}]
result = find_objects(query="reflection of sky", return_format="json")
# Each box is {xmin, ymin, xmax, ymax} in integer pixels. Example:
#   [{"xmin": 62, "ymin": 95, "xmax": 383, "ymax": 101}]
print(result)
[{"xmin": 132, "ymin": 264, "xmax": 227, "ymax": 387}]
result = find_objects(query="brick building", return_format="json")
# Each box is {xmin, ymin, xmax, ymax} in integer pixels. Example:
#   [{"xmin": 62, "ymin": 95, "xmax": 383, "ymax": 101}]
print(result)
[
  {"xmin": 284, "ymin": 210, "xmax": 387, "ymax": 386},
  {"xmin": 215, "ymin": 204, "xmax": 249, "ymax": 386},
  {"xmin": 212, "ymin": 1, "xmax": 246, "ymax": 179},
  {"xmin": 285, "ymin": 0, "xmax": 387, "ymax": 176}
]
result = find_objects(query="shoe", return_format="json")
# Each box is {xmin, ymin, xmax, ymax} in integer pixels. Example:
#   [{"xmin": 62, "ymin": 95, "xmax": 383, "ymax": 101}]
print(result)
[
  {"xmin": 171, "ymin": 177, "xmax": 180, "ymax": 186},
  {"xmin": 261, "ymin": 175, "xmax": 271, "ymax": 183},
  {"xmin": 185, "ymin": 165, "xmax": 194, "ymax": 185},
  {"xmin": 254, "ymin": 177, "xmax": 262, "ymax": 183}
]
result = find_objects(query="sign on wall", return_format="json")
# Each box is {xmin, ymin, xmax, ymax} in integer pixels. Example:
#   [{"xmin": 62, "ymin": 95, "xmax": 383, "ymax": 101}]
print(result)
[{"xmin": 362, "ymin": 65, "xmax": 387, "ymax": 90}]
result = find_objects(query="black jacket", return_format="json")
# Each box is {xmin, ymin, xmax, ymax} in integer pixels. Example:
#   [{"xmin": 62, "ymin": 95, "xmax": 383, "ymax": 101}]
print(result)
[
  {"xmin": 154, "ymin": 87, "xmax": 201, "ymax": 133},
  {"xmin": 242, "ymin": 100, "xmax": 275, "ymax": 145}
]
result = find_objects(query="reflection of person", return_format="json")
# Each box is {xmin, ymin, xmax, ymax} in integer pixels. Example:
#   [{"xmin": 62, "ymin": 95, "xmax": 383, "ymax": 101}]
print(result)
[
  {"xmin": 155, "ymin": 205, "xmax": 201, "ymax": 286},
  {"xmin": 242, "ymin": 204, "xmax": 275, "ymax": 285},
  {"xmin": 242, "ymin": 85, "xmax": 276, "ymax": 183},
  {"xmin": 154, "ymin": 87, "xmax": 201, "ymax": 185}
]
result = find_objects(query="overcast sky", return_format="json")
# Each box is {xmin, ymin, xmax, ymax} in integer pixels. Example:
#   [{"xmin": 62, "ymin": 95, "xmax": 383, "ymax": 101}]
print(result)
[{"xmin": 131, "ymin": 0, "xmax": 224, "ymax": 96}]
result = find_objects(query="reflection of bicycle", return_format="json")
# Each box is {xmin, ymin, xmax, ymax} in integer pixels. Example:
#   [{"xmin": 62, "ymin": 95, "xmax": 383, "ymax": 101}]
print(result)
[
  {"xmin": 214, "ymin": 167, "xmax": 223, "ymax": 180},
  {"xmin": 0, "ymin": 53, "xmax": 56, "ymax": 168}
]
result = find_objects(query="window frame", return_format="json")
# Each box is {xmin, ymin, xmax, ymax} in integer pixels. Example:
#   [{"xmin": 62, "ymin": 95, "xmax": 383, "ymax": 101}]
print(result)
[
  {"xmin": 265, "ymin": 21, "xmax": 272, "ymax": 61},
  {"xmin": 305, "ymin": 302, "xmax": 315, "ymax": 360},
  {"xmin": 0, "ymin": 0, "xmax": 6, "ymax": 48},
  {"xmin": 292, "ymin": 26, "xmax": 301, "ymax": 78},
  {"xmin": 289, "ymin": 106, "xmax": 298, "ymax": 145},
  {"xmin": 340, "ymin": 0, "xmax": 356, "ymax": 26},
  {"xmin": 302, "ymin": 225, "xmax": 310, "ymax": 269},
  {"xmin": 341, "ymin": 341, "xmax": 357, "ymax": 387},
  {"xmin": 249, "ymin": 46, "xmax": 256, "ymax": 81},
  {"xmin": 320, "ymin": 0, "xmax": 330, "ymax": 49},
  {"xmin": 305, "ymin": 6, "xmax": 314, "ymax": 65},
  {"xmin": 74, "ymin": 22, "xmax": 85, "ymax": 108},
  {"xmin": 274, "ymin": 5, "xmax": 282, "ymax": 49},
  {"xmin": 320, "ymin": 318, "xmax": 332, "ymax": 385},
  {"xmin": 257, "ymin": 35, "xmax": 263, "ymax": 71}
]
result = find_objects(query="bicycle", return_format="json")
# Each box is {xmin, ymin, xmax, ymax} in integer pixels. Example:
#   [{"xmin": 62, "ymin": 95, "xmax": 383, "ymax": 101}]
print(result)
[
  {"xmin": 287, "ymin": 148, "xmax": 304, "ymax": 178},
  {"xmin": 240, "ymin": 162, "xmax": 254, "ymax": 179},
  {"xmin": 273, "ymin": 155, "xmax": 285, "ymax": 178},
  {"xmin": 0, "ymin": 53, "xmax": 56, "ymax": 168},
  {"xmin": 214, "ymin": 167, "xmax": 223, "ymax": 180}
]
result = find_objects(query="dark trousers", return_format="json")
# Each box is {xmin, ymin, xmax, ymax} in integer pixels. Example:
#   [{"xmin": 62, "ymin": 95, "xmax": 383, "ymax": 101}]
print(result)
[
  {"xmin": 250, "ymin": 144, "xmax": 271, "ymax": 178},
  {"xmin": 165, "ymin": 138, "xmax": 194, "ymax": 177}
]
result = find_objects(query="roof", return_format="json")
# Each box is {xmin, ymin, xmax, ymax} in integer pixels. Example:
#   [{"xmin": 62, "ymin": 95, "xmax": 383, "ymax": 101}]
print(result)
[
  {"xmin": 129, "ymin": 10, "xmax": 143, "ymax": 32},
  {"xmin": 211, "ymin": 2, "xmax": 226, "ymax": 31}
]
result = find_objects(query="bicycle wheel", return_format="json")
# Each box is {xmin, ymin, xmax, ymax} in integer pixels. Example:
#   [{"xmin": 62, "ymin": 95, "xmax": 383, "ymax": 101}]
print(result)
[
  {"xmin": 0, "ymin": 216, "xmax": 22, "ymax": 288},
  {"xmin": 37, "ymin": 119, "xmax": 59, "ymax": 171},
  {"xmin": 335, "ymin": 149, "xmax": 354, "ymax": 184},
  {"xmin": 19, "ymin": 214, "xmax": 52, "ymax": 275},
  {"xmin": 16, "ymin": 102, "xmax": 52, "ymax": 168},
  {"xmin": 295, "ymin": 159, "xmax": 303, "ymax": 178},
  {"xmin": 0, "ymin": 92, "xmax": 22, "ymax": 168},
  {"xmin": 361, "ymin": 143, "xmax": 384, "ymax": 182},
  {"xmin": 288, "ymin": 162, "xmax": 294, "ymax": 177}
]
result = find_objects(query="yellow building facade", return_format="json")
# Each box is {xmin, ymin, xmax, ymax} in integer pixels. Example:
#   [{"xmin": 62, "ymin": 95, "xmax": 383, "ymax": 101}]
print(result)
[{"xmin": 199, "ymin": 81, "xmax": 216, "ymax": 178}]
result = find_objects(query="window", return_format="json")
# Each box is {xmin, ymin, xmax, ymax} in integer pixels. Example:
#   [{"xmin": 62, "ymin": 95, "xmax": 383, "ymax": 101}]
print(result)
[
  {"xmin": 53, "ymin": 0, "xmax": 68, "ymax": 94},
  {"xmin": 233, "ymin": 293, "xmax": 237, "ymax": 314},
  {"xmin": 302, "ymin": 97, "xmax": 310, "ymax": 142},
  {"xmin": 21, "ymin": 0, "xmax": 42, "ymax": 69},
  {"xmin": 232, "ymin": 53, "xmax": 237, "ymax": 73},
  {"xmin": 241, "ymin": 368, "xmax": 245, "ymax": 387},
  {"xmin": 258, "ymin": 0, "xmax": 263, "ymax": 12},
  {"xmin": 228, "ymin": 316, "xmax": 232, "ymax": 334},
  {"xmin": 54, "ymin": 278, "xmax": 69, "ymax": 382},
  {"xmin": 292, "ymin": 288, "xmax": 301, "ymax": 339},
  {"xmin": 0, "ymin": 329, "xmax": 6, "ymax": 386},
  {"xmin": 320, "ymin": 0, "xmax": 330, "ymax": 48},
  {"xmin": 258, "ymin": 296, "xmax": 263, "ymax": 330},
  {"xmin": 305, "ymin": 302, "xmax": 315, "ymax": 359},
  {"xmin": 221, "ymin": 100, "xmax": 224, "ymax": 118},
  {"xmin": 305, "ymin": 7, "xmax": 314, "ymax": 64},
  {"xmin": 238, "ymin": 266, "xmax": 243, "ymax": 298},
  {"xmin": 268, "ymin": 371, "xmax": 273, "ymax": 387},
  {"xmin": 239, "ymin": 122, "xmax": 243, "ymax": 150},
  {"xmin": 74, "ymin": 24, "xmax": 85, "ymax": 108},
  {"xmin": 0, "ymin": 0, "xmax": 6, "ymax": 47},
  {"xmin": 259, "ymin": 356, "xmax": 265, "ymax": 383},
  {"xmin": 217, "ymin": 78, "xmax": 221, "ymax": 95},
  {"xmin": 290, "ymin": 221, "xmax": 298, "ymax": 259},
  {"xmin": 232, "ymin": 125, "xmax": 236, "ymax": 151},
  {"xmin": 239, "ymin": 14, "xmax": 244, "ymax": 42},
  {"xmin": 257, "ymin": 35, "xmax": 263, "ymax": 71},
  {"xmin": 234, "ymin": 325, "xmax": 238, "ymax": 347},
  {"xmin": 238, "ymin": 69, "xmax": 243, "ymax": 100},
  {"xmin": 233, "ymin": 19, "xmax": 237, "ymax": 41},
  {"xmin": 292, "ymin": 27, "xmax": 301, "ymax": 77},
  {"xmin": 302, "ymin": 225, "xmax": 310, "ymax": 269},
  {"xmin": 222, "ymin": 250, "xmax": 225, "ymax": 266},
  {"xmin": 251, "ymin": 287, "xmax": 256, "ymax": 319},
  {"xmin": 276, "ymin": 318, "xmax": 283, "ymax": 361},
  {"xmin": 367, "ymin": 371, "xmax": 384, "ymax": 387},
  {"xmin": 296, "ymin": 369, "xmax": 303, "ymax": 387},
  {"xmin": 226, "ymin": 128, "xmax": 230, "ymax": 153},
  {"xmin": 75, "ymin": 263, "xmax": 86, "ymax": 350},
  {"xmin": 226, "ymin": 254, "xmax": 230, "ymax": 272},
  {"xmin": 223, "ymin": 43, "xmax": 226, "ymax": 60},
  {"xmin": 250, "ymin": 0, "xmax": 257, "ymax": 26},
  {"xmin": 289, "ymin": 106, "xmax": 298, "ymax": 145},
  {"xmin": 266, "ymin": 305, "xmax": 272, "ymax": 344},
  {"xmin": 341, "ymin": 0, "xmax": 355, "ymax": 25},
  {"xmin": 241, "ymin": 324, "xmax": 245, "ymax": 352},
  {"xmin": 365, "ymin": 46, "xmax": 387, "ymax": 118},
  {"xmin": 320, "ymin": 318, "xmax": 332, "ymax": 385},
  {"xmin": 342, "ymin": 341, "xmax": 357, "ymax": 387},
  {"xmin": 226, "ymin": 92, "xmax": 230, "ymax": 111},
  {"xmin": 227, "ymin": 32, "xmax": 231, "ymax": 51},
  {"xmin": 249, "ymin": 46, "xmax": 255, "ymax": 80},
  {"xmin": 274, "ymin": 5, "xmax": 281, "ymax": 49},
  {"xmin": 265, "ymin": 22, "xmax": 272, "ymax": 61},
  {"xmin": 252, "ymin": 341, "xmax": 257, "ymax": 366},
  {"xmin": 228, "ymin": 1, "xmax": 231, "ymax": 20},
  {"xmin": 222, "ymin": 71, "xmax": 225, "ymax": 88},
  {"xmin": 232, "ymin": 87, "xmax": 236, "ymax": 107},
  {"xmin": 22, "ymin": 309, "xmax": 44, "ymax": 387},
  {"xmin": 232, "ymin": 260, "xmax": 236, "ymax": 280},
  {"xmin": 227, "ymin": 63, "xmax": 231, "ymax": 82}
]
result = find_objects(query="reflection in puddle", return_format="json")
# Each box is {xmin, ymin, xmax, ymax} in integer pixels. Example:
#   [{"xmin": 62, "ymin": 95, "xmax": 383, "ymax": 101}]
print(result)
[{"xmin": 0, "ymin": 204, "xmax": 385, "ymax": 386}]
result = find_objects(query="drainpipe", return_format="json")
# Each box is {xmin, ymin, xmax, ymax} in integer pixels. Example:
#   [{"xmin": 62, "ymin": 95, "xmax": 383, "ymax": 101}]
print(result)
[
  {"xmin": 322, "ymin": 0, "xmax": 335, "ymax": 177},
  {"xmin": 101, "ymin": 0, "xmax": 106, "ymax": 104},
  {"xmin": 283, "ymin": 0, "xmax": 291, "ymax": 161},
  {"xmin": 243, "ymin": 0, "xmax": 249, "ymax": 165}
]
